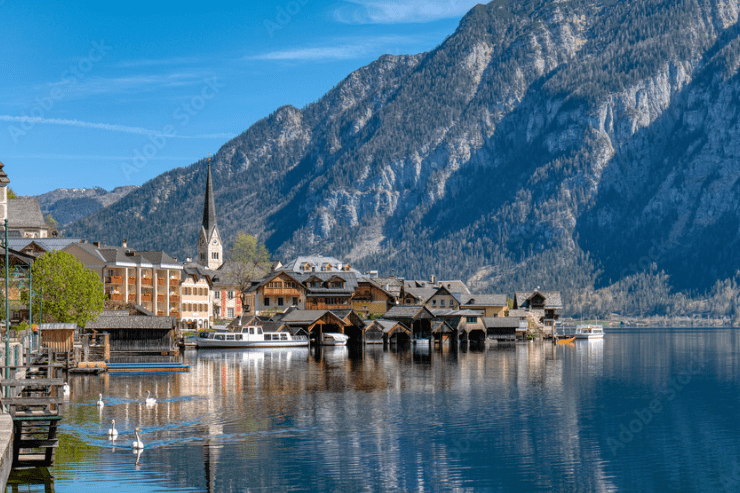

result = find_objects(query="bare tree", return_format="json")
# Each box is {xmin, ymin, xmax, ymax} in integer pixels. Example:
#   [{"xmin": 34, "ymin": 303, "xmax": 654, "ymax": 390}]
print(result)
[{"xmin": 228, "ymin": 233, "xmax": 271, "ymax": 314}]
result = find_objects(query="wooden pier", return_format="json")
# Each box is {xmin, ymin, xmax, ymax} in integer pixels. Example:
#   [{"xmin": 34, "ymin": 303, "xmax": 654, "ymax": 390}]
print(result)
[{"xmin": 1, "ymin": 348, "xmax": 65, "ymax": 468}]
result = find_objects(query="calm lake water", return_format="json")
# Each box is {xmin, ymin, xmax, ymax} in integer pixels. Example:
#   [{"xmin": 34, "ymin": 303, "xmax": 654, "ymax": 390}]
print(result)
[{"xmin": 7, "ymin": 327, "xmax": 740, "ymax": 492}]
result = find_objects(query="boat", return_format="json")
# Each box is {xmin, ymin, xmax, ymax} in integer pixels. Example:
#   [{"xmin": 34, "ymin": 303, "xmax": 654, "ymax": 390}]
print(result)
[
  {"xmin": 322, "ymin": 332, "xmax": 349, "ymax": 346},
  {"xmin": 557, "ymin": 336, "xmax": 576, "ymax": 344},
  {"xmin": 574, "ymin": 324, "xmax": 604, "ymax": 339},
  {"xmin": 196, "ymin": 326, "xmax": 308, "ymax": 348}
]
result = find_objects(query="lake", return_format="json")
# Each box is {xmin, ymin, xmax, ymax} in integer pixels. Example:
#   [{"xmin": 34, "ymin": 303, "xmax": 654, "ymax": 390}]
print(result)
[{"xmin": 8, "ymin": 327, "xmax": 740, "ymax": 492}]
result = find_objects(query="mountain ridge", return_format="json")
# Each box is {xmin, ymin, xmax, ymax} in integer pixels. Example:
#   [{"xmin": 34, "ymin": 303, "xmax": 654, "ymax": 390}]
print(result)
[{"xmin": 65, "ymin": 0, "xmax": 740, "ymax": 318}]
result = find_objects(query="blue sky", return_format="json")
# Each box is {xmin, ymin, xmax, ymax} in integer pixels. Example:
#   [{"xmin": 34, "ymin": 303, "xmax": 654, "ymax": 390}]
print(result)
[{"xmin": 1, "ymin": 0, "xmax": 481, "ymax": 196}]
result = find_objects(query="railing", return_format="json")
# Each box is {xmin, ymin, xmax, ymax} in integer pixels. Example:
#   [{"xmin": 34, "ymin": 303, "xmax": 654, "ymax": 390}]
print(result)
[
  {"xmin": 157, "ymin": 278, "xmax": 165, "ymax": 286},
  {"xmin": 128, "ymin": 277, "xmax": 136, "ymax": 284},
  {"xmin": 141, "ymin": 278, "xmax": 153, "ymax": 286},
  {"xmin": 170, "ymin": 311, "xmax": 180, "ymax": 318},
  {"xmin": 170, "ymin": 295, "xmax": 180, "ymax": 302},
  {"xmin": 128, "ymin": 294, "xmax": 136, "ymax": 302},
  {"xmin": 157, "ymin": 295, "xmax": 165, "ymax": 302},
  {"xmin": 141, "ymin": 294, "xmax": 152, "ymax": 302},
  {"xmin": 110, "ymin": 276, "xmax": 123, "ymax": 284},
  {"xmin": 170, "ymin": 279, "xmax": 179, "ymax": 286},
  {"xmin": 109, "ymin": 293, "xmax": 123, "ymax": 301},
  {"xmin": 157, "ymin": 311, "xmax": 165, "ymax": 316}
]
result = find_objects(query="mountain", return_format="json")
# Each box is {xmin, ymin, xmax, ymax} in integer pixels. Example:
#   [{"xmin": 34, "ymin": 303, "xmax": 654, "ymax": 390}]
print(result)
[
  {"xmin": 66, "ymin": 0, "xmax": 740, "ymax": 318},
  {"xmin": 33, "ymin": 186, "xmax": 138, "ymax": 226}
]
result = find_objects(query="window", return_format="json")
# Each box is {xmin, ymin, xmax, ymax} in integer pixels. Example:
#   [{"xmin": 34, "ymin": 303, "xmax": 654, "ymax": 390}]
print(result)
[
  {"xmin": 440, "ymin": 300, "xmax": 445, "ymax": 306},
  {"xmin": 432, "ymin": 300, "xmax": 437, "ymax": 306},
  {"xmin": 212, "ymin": 252, "xmax": 219, "ymax": 259},
  {"xmin": 200, "ymin": 253, "xmax": 205, "ymax": 261},
  {"xmin": 331, "ymin": 281, "xmax": 343, "ymax": 288},
  {"xmin": 467, "ymin": 317, "xmax": 477, "ymax": 323},
  {"xmin": 227, "ymin": 308, "xmax": 234, "ymax": 318},
  {"xmin": 215, "ymin": 291, "xmax": 220, "ymax": 299},
  {"xmin": 292, "ymin": 297, "xmax": 298, "ymax": 306},
  {"xmin": 264, "ymin": 297, "xmax": 270, "ymax": 306},
  {"xmin": 227, "ymin": 291, "xmax": 234, "ymax": 299},
  {"xmin": 278, "ymin": 297, "xmax": 284, "ymax": 306}
]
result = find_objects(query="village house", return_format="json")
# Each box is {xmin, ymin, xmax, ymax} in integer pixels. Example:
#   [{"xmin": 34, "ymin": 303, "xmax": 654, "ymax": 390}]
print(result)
[
  {"xmin": 180, "ymin": 264, "xmax": 214, "ymax": 329},
  {"xmin": 247, "ymin": 270, "xmax": 307, "ymax": 315},
  {"xmin": 351, "ymin": 277, "xmax": 398, "ymax": 317},
  {"xmin": 459, "ymin": 294, "xmax": 509, "ymax": 318},
  {"xmin": 513, "ymin": 291, "xmax": 563, "ymax": 333},
  {"xmin": 64, "ymin": 240, "xmax": 183, "ymax": 318},
  {"xmin": 8, "ymin": 238, "xmax": 81, "ymax": 258}
]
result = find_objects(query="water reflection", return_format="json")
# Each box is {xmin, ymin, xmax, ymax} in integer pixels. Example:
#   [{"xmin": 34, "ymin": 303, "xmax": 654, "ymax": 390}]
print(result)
[{"xmin": 9, "ymin": 329, "xmax": 740, "ymax": 492}]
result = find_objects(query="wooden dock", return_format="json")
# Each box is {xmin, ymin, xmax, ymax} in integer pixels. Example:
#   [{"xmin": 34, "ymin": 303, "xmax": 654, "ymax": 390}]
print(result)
[{"xmin": 1, "ymin": 349, "xmax": 65, "ymax": 468}]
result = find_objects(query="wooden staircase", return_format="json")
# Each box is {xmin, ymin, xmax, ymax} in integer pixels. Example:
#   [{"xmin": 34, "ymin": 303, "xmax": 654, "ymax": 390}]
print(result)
[{"xmin": 1, "ymin": 348, "xmax": 65, "ymax": 468}]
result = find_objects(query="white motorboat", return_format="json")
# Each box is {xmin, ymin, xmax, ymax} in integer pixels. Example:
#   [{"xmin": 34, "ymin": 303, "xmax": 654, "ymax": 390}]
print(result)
[
  {"xmin": 196, "ymin": 326, "xmax": 308, "ymax": 348},
  {"xmin": 322, "ymin": 332, "xmax": 349, "ymax": 346},
  {"xmin": 574, "ymin": 324, "xmax": 604, "ymax": 339}
]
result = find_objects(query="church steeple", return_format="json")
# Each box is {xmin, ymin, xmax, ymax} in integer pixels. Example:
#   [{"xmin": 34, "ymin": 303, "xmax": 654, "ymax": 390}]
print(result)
[
  {"xmin": 197, "ymin": 156, "xmax": 222, "ymax": 269},
  {"xmin": 202, "ymin": 159, "xmax": 218, "ymax": 239}
]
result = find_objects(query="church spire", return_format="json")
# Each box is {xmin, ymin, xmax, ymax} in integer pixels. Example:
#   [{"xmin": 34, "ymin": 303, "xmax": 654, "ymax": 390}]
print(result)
[
  {"xmin": 202, "ymin": 155, "xmax": 218, "ymax": 239},
  {"xmin": 198, "ymin": 154, "xmax": 223, "ymax": 269}
]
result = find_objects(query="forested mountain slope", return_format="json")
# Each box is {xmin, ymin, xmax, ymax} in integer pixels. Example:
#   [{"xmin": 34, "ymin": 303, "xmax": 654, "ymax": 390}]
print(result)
[{"xmin": 66, "ymin": 0, "xmax": 740, "ymax": 318}]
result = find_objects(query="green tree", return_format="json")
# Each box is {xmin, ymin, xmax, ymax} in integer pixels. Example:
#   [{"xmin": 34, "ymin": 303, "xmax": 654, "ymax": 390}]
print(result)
[
  {"xmin": 44, "ymin": 214, "xmax": 59, "ymax": 237},
  {"xmin": 27, "ymin": 251, "xmax": 104, "ymax": 326},
  {"xmin": 6, "ymin": 188, "xmax": 16, "ymax": 199},
  {"xmin": 228, "ymin": 233, "xmax": 271, "ymax": 315}
]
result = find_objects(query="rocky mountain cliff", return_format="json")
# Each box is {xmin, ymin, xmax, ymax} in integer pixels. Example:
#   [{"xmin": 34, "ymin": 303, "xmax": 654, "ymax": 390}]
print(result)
[
  {"xmin": 33, "ymin": 186, "xmax": 138, "ymax": 226},
  {"xmin": 66, "ymin": 0, "xmax": 740, "ymax": 317}
]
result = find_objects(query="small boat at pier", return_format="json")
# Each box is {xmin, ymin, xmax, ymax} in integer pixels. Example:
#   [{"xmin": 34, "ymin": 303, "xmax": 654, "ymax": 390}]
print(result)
[
  {"xmin": 574, "ymin": 324, "xmax": 604, "ymax": 339},
  {"xmin": 322, "ymin": 332, "xmax": 349, "ymax": 346},
  {"xmin": 196, "ymin": 326, "xmax": 308, "ymax": 348}
]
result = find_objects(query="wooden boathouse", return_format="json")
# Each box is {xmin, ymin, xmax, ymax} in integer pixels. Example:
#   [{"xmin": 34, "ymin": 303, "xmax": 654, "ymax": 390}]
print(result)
[
  {"xmin": 85, "ymin": 309, "xmax": 178, "ymax": 356},
  {"xmin": 382, "ymin": 306, "xmax": 435, "ymax": 342},
  {"xmin": 277, "ymin": 309, "xmax": 350, "ymax": 345}
]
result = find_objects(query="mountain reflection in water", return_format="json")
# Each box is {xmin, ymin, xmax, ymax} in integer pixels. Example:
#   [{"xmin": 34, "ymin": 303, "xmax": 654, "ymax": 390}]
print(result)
[{"xmin": 18, "ymin": 328, "xmax": 740, "ymax": 492}]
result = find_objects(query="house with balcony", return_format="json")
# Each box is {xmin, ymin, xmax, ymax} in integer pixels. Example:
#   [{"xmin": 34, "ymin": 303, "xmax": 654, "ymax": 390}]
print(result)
[
  {"xmin": 64, "ymin": 240, "xmax": 183, "ymax": 318},
  {"xmin": 248, "ymin": 271, "xmax": 307, "ymax": 315},
  {"xmin": 459, "ymin": 294, "xmax": 509, "ymax": 318},
  {"xmin": 513, "ymin": 291, "xmax": 563, "ymax": 334},
  {"xmin": 351, "ymin": 277, "xmax": 397, "ymax": 317},
  {"xmin": 180, "ymin": 264, "xmax": 214, "ymax": 329}
]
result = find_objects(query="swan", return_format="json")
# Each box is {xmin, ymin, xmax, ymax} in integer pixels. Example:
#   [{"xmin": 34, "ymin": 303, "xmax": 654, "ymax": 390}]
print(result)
[
  {"xmin": 96, "ymin": 394, "xmax": 104, "ymax": 407},
  {"xmin": 131, "ymin": 428, "xmax": 144, "ymax": 449},
  {"xmin": 145, "ymin": 390, "xmax": 156, "ymax": 406},
  {"xmin": 62, "ymin": 382, "xmax": 70, "ymax": 396},
  {"xmin": 108, "ymin": 419, "xmax": 118, "ymax": 438}
]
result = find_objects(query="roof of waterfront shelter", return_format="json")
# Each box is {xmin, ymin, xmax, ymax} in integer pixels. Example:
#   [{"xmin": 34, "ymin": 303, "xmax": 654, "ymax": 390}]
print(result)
[
  {"xmin": 483, "ymin": 317, "xmax": 522, "ymax": 329},
  {"xmin": 8, "ymin": 198, "xmax": 47, "ymax": 229},
  {"xmin": 514, "ymin": 291, "xmax": 563, "ymax": 309},
  {"xmin": 365, "ymin": 320, "xmax": 400, "ymax": 332},
  {"xmin": 460, "ymin": 294, "xmax": 508, "ymax": 307},
  {"xmin": 278, "ymin": 309, "xmax": 332, "ymax": 324},
  {"xmin": 86, "ymin": 313, "xmax": 176, "ymax": 330},
  {"xmin": 432, "ymin": 321, "xmax": 455, "ymax": 334},
  {"xmin": 383, "ymin": 305, "xmax": 435, "ymax": 320}
]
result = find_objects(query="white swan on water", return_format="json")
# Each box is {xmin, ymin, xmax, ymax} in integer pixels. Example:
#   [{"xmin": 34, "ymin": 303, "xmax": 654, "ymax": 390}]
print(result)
[
  {"xmin": 96, "ymin": 394, "xmax": 104, "ymax": 407},
  {"xmin": 132, "ymin": 428, "xmax": 144, "ymax": 449},
  {"xmin": 145, "ymin": 390, "xmax": 156, "ymax": 406},
  {"xmin": 108, "ymin": 419, "xmax": 118, "ymax": 438}
]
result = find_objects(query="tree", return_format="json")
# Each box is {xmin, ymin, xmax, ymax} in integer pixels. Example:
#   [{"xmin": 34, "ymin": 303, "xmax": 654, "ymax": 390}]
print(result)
[
  {"xmin": 228, "ymin": 233, "xmax": 271, "ymax": 315},
  {"xmin": 44, "ymin": 214, "xmax": 59, "ymax": 237},
  {"xmin": 7, "ymin": 188, "xmax": 16, "ymax": 199},
  {"xmin": 27, "ymin": 251, "xmax": 104, "ymax": 326}
]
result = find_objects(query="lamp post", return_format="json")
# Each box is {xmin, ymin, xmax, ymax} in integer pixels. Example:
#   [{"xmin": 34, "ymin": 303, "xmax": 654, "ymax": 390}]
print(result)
[{"xmin": 4, "ymin": 219, "xmax": 9, "ymax": 389}]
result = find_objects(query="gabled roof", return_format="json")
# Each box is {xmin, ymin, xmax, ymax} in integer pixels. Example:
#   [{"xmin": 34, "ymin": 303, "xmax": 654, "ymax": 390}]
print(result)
[
  {"xmin": 8, "ymin": 198, "xmax": 46, "ymax": 229},
  {"xmin": 461, "ymin": 294, "xmax": 508, "ymax": 307},
  {"xmin": 86, "ymin": 312, "xmax": 175, "ymax": 329},
  {"xmin": 432, "ymin": 320, "xmax": 455, "ymax": 334},
  {"xmin": 278, "ymin": 255, "xmax": 359, "ymax": 274},
  {"xmin": 8, "ymin": 238, "xmax": 81, "ymax": 255},
  {"xmin": 365, "ymin": 277, "xmax": 403, "ymax": 297},
  {"xmin": 383, "ymin": 305, "xmax": 435, "ymax": 321},
  {"xmin": 279, "ymin": 309, "xmax": 341, "ymax": 325},
  {"xmin": 514, "ymin": 291, "xmax": 563, "ymax": 310},
  {"xmin": 483, "ymin": 317, "xmax": 523, "ymax": 329},
  {"xmin": 66, "ymin": 242, "xmax": 182, "ymax": 269}
]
